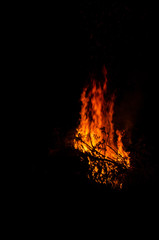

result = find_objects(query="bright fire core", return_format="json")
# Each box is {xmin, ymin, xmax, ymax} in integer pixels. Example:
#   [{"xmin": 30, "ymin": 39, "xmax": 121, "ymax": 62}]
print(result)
[{"xmin": 74, "ymin": 67, "xmax": 130, "ymax": 188}]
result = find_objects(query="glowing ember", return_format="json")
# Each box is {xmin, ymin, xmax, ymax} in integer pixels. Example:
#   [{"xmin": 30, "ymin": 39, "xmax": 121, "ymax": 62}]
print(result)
[{"xmin": 74, "ymin": 66, "xmax": 130, "ymax": 188}]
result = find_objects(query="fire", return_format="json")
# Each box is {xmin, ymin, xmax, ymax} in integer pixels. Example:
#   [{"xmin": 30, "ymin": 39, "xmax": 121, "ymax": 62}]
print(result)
[{"xmin": 74, "ymin": 66, "xmax": 130, "ymax": 188}]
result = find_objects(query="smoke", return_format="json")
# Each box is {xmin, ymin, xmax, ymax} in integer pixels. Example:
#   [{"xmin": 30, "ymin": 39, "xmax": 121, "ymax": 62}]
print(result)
[{"xmin": 114, "ymin": 75, "xmax": 144, "ymax": 145}]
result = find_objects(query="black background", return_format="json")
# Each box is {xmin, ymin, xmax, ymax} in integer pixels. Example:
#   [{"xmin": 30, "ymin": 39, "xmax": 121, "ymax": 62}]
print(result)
[{"xmin": 48, "ymin": 1, "xmax": 158, "ymax": 131}]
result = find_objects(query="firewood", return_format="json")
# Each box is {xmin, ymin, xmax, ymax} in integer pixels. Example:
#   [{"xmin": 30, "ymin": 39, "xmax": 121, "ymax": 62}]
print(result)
[{"xmin": 75, "ymin": 135, "xmax": 128, "ymax": 170}]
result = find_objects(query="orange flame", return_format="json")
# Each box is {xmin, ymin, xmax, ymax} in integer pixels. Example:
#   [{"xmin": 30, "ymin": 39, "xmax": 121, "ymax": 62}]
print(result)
[{"xmin": 74, "ymin": 66, "xmax": 130, "ymax": 188}]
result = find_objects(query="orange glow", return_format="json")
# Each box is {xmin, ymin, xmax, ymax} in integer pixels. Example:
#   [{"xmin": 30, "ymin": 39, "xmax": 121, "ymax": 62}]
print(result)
[{"xmin": 74, "ymin": 66, "xmax": 130, "ymax": 188}]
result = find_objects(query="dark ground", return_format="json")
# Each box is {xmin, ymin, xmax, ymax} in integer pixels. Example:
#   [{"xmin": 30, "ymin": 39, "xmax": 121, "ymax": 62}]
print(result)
[{"xmin": 32, "ymin": 2, "xmax": 159, "ymax": 203}]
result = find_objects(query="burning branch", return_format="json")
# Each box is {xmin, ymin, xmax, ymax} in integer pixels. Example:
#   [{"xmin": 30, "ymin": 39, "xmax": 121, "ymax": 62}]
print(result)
[{"xmin": 75, "ymin": 135, "xmax": 128, "ymax": 169}]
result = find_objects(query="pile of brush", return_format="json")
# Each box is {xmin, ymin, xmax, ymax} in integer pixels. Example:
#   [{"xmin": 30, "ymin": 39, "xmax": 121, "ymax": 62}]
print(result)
[{"xmin": 74, "ymin": 135, "xmax": 131, "ymax": 188}]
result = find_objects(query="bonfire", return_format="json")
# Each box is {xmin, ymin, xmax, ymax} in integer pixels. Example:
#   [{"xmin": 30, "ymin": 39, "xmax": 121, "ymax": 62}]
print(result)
[{"xmin": 74, "ymin": 66, "xmax": 131, "ymax": 188}]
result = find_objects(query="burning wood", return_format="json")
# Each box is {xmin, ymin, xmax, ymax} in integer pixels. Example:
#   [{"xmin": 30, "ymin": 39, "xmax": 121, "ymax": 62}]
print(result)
[
  {"xmin": 74, "ymin": 66, "xmax": 131, "ymax": 188},
  {"xmin": 75, "ymin": 135, "xmax": 128, "ymax": 168}
]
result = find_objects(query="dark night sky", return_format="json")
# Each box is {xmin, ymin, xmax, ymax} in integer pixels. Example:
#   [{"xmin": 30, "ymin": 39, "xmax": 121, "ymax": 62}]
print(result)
[{"xmin": 48, "ymin": 2, "xmax": 158, "ymax": 138}]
